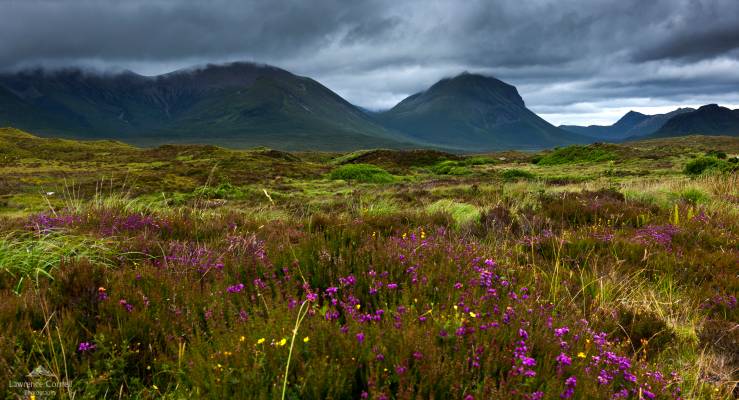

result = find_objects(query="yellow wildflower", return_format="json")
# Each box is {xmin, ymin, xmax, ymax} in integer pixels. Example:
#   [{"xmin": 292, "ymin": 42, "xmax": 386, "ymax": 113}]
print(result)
[
  {"xmin": 278, "ymin": 338, "xmax": 287, "ymax": 346},
  {"xmin": 577, "ymin": 352, "xmax": 586, "ymax": 358},
  {"xmin": 257, "ymin": 338, "xmax": 265, "ymax": 345},
  {"xmin": 469, "ymin": 312, "xmax": 477, "ymax": 318},
  {"xmin": 240, "ymin": 336, "xmax": 245, "ymax": 342},
  {"xmin": 303, "ymin": 336, "xmax": 310, "ymax": 343}
]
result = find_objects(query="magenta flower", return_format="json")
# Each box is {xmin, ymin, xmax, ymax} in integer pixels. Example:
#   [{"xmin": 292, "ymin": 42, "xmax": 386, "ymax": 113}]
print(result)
[
  {"xmin": 226, "ymin": 283, "xmax": 245, "ymax": 293},
  {"xmin": 560, "ymin": 376, "xmax": 577, "ymax": 399},
  {"xmin": 77, "ymin": 342, "xmax": 96, "ymax": 352},
  {"xmin": 554, "ymin": 326, "xmax": 570, "ymax": 337},
  {"xmin": 356, "ymin": 332, "xmax": 365, "ymax": 344},
  {"xmin": 119, "ymin": 299, "xmax": 133, "ymax": 312},
  {"xmin": 556, "ymin": 353, "xmax": 572, "ymax": 366}
]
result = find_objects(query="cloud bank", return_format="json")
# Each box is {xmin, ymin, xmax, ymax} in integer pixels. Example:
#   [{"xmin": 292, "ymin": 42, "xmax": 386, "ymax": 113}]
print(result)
[{"xmin": 1, "ymin": 0, "xmax": 738, "ymax": 125}]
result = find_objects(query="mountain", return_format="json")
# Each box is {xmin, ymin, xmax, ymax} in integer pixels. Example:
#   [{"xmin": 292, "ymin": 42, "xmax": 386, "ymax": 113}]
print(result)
[
  {"xmin": 649, "ymin": 104, "xmax": 739, "ymax": 138},
  {"xmin": 560, "ymin": 108, "xmax": 695, "ymax": 140},
  {"xmin": 0, "ymin": 63, "xmax": 416, "ymax": 151},
  {"xmin": 375, "ymin": 72, "xmax": 587, "ymax": 150}
]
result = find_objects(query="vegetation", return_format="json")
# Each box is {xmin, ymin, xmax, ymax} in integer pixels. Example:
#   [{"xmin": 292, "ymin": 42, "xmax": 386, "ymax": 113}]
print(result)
[
  {"xmin": 684, "ymin": 156, "xmax": 734, "ymax": 175},
  {"xmin": 329, "ymin": 163, "xmax": 396, "ymax": 183},
  {"xmin": 501, "ymin": 168, "xmax": 537, "ymax": 181},
  {"xmin": 1, "ymin": 129, "xmax": 738, "ymax": 399},
  {"xmin": 535, "ymin": 144, "xmax": 619, "ymax": 165}
]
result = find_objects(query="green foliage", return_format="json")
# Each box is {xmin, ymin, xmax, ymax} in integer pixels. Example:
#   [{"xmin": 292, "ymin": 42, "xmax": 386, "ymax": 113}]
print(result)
[
  {"xmin": 535, "ymin": 145, "xmax": 618, "ymax": 165},
  {"xmin": 705, "ymin": 150, "xmax": 727, "ymax": 159},
  {"xmin": 683, "ymin": 156, "xmax": 731, "ymax": 175},
  {"xmin": 193, "ymin": 182, "xmax": 245, "ymax": 199},
  {"xmin": 329, "ymin": 163, "xmax": 396, "ymax": 183},
  {"xmin": 500, "ymin": 168, "xmax": 536, "ymax": 181},
  {"xmin": 679, "ymin": 188, "xmax": 708, "ymax": 204},
  {"xmin": 431, "ymin": 160, "xmax": 472, "ymax": 175},
  {"xmin": 462, "ymin": 156, "xmax": 497, "ymax": 166}
]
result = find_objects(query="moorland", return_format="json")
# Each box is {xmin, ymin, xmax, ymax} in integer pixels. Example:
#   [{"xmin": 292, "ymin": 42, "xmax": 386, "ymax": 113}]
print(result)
[{"xmin": 0, "ymin": 127, "xmax": 737, "ymax": 399}]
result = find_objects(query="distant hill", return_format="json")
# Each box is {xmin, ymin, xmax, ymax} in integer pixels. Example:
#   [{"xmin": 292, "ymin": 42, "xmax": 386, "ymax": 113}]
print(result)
[
  {"xmin": 648, "ymin": 104, "xmax": 739, "ymax": 138},
  {"xmin": 0, "ymin": 63, "xmax": 417, "ymax": 151},
  {"xmin": 375, "ymin": 72, "xmax": 587, "ymax": 150},
  {"xmin": 560, "ymin": 108, "xmax": 695, "ymax": 140}
]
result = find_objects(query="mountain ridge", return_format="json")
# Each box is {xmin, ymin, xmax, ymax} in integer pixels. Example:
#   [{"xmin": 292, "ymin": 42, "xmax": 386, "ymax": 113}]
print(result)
[{"xmin": 560, "ymin": 108, "xmax": 695, "ymax": 140}]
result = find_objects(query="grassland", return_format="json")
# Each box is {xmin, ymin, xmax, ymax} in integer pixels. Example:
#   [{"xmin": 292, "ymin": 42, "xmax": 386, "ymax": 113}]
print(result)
[{"xmin": 0, "ymin": 127, "xmax": 737, "ymax": 399}]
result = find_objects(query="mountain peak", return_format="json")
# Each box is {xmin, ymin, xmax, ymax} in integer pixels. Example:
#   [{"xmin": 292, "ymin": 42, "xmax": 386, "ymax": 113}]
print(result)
[
  {"xmin": 614, "ymin": 110, "xmax": 649, "ymax": 127},
  {"xmin": 424, "ymin": 72, "xmax": 525, "ymax": 108},
  {"xmin": 697, "ymin": 103, "xmax": 723, "ymax": 112}
]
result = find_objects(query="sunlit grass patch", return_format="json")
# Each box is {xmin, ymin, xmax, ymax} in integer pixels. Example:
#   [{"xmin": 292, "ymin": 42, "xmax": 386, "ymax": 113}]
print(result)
[
  {"xmin": 427, "ymin": 199, "xmax": 480, "ymax": 227},
  {"xmin": 0, "ymin": 232, "xmax": 114, "ymax": 293}
]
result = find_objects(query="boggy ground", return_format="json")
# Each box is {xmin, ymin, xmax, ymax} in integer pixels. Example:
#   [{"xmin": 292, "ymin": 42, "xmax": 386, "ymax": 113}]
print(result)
[{"xmin": 0, "ymin": 128, "xmax": 738, "ymax": 399}]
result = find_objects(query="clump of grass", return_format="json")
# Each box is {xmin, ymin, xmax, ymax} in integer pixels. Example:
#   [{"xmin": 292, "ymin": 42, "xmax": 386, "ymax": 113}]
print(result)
[
  {"xmin": 535, "ymin": 144, "xmax": 618, "ymax": 165},
  {"xmin": 329, "ymin": 164, "xmax": 395, "ymax": 183},
  {"xmin": 431, "ymin": 160, "xmax": 471, "ymax": 175},
  {"xmin": 427, "ymin": 199, "xmax": 480, "ymax": 226},
  {"xmin": 500, "ymin": 168, "xmax": 536, "ymax": 182},
  {"xmin": 0, "ymin": 232, "xmax": 113, "ymax": 293},
  {"xmin": 679, "ymin": 188, "xmax": 709, "ymax": 204}
]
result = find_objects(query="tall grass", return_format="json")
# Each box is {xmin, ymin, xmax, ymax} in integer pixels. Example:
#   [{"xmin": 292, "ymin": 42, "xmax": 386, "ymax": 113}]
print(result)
[{"xmin": 0, "ymin": 232, "xmax": 114, "ymax": 293}]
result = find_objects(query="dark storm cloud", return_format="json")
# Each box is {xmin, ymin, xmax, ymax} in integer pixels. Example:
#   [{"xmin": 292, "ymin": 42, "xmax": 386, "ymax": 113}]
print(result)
[{"xmin": 1, "ymin": 0, "xmax": 738, "ymax": 125}]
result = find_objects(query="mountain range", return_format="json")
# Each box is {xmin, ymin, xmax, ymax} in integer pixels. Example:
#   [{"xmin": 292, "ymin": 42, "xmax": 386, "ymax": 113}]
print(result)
[
  {"xmin": 559, "ymin": 108, "xmax": 696, "ymax": 139},
  {"xmin": 0, "ymin": 61, "xmax": 736, "ymax": 151}
]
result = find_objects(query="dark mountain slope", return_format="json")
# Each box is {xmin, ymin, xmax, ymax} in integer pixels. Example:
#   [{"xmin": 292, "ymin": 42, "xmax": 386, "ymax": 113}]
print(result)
[
  {"xmin": 0, "ymin": 63, "xmax": 416, "ymax": 151},
  {"xmin": 649, "ymin": 104, "xmax": 739, "ymax": 138}
]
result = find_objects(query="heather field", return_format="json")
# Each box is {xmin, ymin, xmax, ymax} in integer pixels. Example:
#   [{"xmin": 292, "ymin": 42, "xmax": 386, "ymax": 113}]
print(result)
[{"xmin": 1, "ymin": 128, "xmax": 738, "ymax": 399}]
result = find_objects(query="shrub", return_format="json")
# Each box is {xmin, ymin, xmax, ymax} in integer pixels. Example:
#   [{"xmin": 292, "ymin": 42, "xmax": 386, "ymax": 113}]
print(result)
[
  {"xmin": 431, "ymin": 160, "xmax": 472, "ymax": 175},
  {"xmin": 500, "ymin": 168, "xmax": 536, "ymax": 182},
  {"xmin": 329, "ymin": 164, "xmax": 395, "ymax": 183},
  {"xmin": 683, "ymin": 156, "xmax": 729, "ymax": 175},
  {"xmin": 705, "ymin": 150, "xmax": 727, "ymax": 159},
  {"xmin": 535, "ymin": 145, "xmax": 618, "ymax": 165}
]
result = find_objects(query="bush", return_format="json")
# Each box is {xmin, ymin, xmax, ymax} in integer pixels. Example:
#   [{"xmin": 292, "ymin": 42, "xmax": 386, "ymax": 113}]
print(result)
[
  {"xmin": 535, "ymin": 145, "xmax": 618, "ymax": 165},
  {"xmin": 500, "ymin": 168, "xmax": 536, "ymax": 182},
  {"xmin": 705, "ymin": 150, "xmax": 727, "ymax": 159},
  {"xmin": 329, "ymin": 164, "xmax": 395, "ymax": 183},
  {"xmin": 683, "ymin": 156, "xmax": 729, "ymax": 175},
  {"xmin": 431, "ymin": 160, "xmax": 472, "ymax": 175}
]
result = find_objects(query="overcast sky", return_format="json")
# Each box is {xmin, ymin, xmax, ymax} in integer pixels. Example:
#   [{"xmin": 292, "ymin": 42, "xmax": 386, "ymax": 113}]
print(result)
[{"xmin": 1, "ymin": 0, "xmax": 738, "ymax": 125}]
